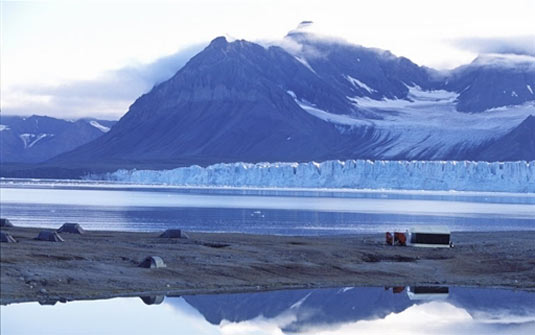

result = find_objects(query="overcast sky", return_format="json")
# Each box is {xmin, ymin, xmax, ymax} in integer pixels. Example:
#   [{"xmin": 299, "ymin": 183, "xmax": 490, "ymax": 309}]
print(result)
[{"xmin": 2, "ymin": 0, "xmax": 534, "ymax": 120}]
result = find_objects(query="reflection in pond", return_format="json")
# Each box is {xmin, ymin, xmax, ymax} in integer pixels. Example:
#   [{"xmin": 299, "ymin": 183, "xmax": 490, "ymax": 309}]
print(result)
[
  {"xmin": 140, "ymin": 295, "xmax": 165, "ymax": 305},
  {"xmin": 405, "ymin": 286, "xmax": 449, "ymax": 300},
  {"xmin": 1, "ymin": 287, "xmax": 534, "ymax": 335}
]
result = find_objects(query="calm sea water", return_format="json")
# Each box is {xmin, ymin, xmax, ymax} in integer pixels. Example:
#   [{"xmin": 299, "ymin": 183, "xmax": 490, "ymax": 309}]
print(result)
[
  {"xmin": 2, "ymin": 180, "xmax": 534, "ymax": 334},
  {"xmin": 1, "ymin": 286, "xmax": 534, "ymax": 335},
  {"xmin": 0, "ymin": 179, "xmax": 534, "ymax": 234}
]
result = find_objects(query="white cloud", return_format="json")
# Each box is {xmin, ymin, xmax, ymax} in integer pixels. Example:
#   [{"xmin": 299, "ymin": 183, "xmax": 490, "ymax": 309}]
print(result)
[
  {"xmin": 2, "ymin": 0, "xmax": 534, "ymax": 119},
  {"xmin": 297, "ymin": 302, "xmax": 535, "ymax": 335},
  {"xmin": 1, "ymin": 44, "xmax": 204, "ymax": 120},
  {"xmin": 452, "ymin": 35, "xmax": 535, "ymax": 56}
]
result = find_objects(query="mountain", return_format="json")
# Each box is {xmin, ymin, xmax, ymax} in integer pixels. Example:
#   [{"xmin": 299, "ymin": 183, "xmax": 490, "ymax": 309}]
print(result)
[
  {"xmin": 476, "ymin": 115, "xmax": 535, "ymax": 161},
  {"xmin": 51, "ymin": 36, "xmax": 348, "ymax": 165},
  {"xmin": 10, "ymin": 24, "xmax": 535, "ymax": 176},
  {"xmin": 0, "ymin": 115, "xmax": 116, "ymax": 163},
  {"xmin": 181, "ymin": 287, "xmax": 411, "ymax": 332},
  {"xmin": 176, "ymin": 287, "xmax": 535, "ymax": 333},
  {"xmin": 444, "ymin": 54, "xmax": 535, "ymax": 113}
]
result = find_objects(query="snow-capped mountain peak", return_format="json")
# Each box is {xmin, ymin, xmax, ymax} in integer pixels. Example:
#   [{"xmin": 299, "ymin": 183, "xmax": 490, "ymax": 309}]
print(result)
[{"xmin": 36, "ymin": 32, "xmax": 535, "ymax": 173}]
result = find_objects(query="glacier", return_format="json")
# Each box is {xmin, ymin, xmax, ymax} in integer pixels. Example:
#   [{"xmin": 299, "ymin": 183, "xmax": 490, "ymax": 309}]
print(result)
[
  {"xmin": 94, "ymin": 160, "xmax": 535, "ymax": 193},
  {"xmin": 291, "ymin": 85, "xmax": 535, "ymax": 159}
]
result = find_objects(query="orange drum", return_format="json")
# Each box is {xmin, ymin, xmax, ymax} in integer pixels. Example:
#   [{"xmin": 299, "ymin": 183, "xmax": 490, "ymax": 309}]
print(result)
[{"xmin": 394, "ymin": 232, "xmax": 407, "ymax": 246}]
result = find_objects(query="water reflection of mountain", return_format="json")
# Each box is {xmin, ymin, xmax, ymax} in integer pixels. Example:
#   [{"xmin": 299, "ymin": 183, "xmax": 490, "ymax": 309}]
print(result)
[
  {"xmin": 448, "ymin": 287, "xmax": 535, "ymax": 318},
  {"xmin": 181, "ymin": 287, "xmax": 412, "ymax": 331},
  {"xmin": 177, "ymin": 287, "xmax": 535, "ymax": 332}
]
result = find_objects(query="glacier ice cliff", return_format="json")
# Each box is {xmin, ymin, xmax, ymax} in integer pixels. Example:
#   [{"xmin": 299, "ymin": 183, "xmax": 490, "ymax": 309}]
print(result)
[{"xmin": 95, "ymin": 160, "xmax": 535, "ymax": 193}]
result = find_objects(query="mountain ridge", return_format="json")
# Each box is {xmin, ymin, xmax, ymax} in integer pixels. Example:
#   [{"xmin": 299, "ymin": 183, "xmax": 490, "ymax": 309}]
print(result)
[
  {"xmin": 0, "ymin": 115, "xmax": 116, "ymax": 164},
  {"xmin": 4, "ymin": 28, "xmax": 535, "ymax": 177}
]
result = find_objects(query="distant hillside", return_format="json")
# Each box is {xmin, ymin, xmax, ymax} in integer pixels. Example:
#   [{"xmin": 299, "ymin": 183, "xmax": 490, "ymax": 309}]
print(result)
[{"xmin": 0, "ymin": 115, "xmax": 116, "ymax": 163}]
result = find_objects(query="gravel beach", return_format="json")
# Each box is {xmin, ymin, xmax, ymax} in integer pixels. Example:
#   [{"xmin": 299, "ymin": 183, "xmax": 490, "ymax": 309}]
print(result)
[{"xmin": 1, "ymin": 226, "xmax": 534, "ymax": 305}]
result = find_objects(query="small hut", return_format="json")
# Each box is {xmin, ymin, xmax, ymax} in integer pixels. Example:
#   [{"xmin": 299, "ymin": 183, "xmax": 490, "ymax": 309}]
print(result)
[
  {"xmin": 160, "ymin": 229, "xmax": 189, "ymax": 239},
  {"xmin": 0, "ymin": 231, "xmax": 17, "ymax": 243},
  {"xmin": 57, "ymin": 223, "xmax": 85, "ymax": 234},
  {"xmin": 408, "ymin": 226, "xmax": 451, "ymax": 248},
  {"xmin": 36, "ymin": 231, "xmax": 65, "ymax": 242},
  {"xmin": 139, "ymin": 256, "xmax": 166, "ymax": 269},
  {"xmin": 0, "ymin": 218, "xmax": 14, "ymax": 227}
]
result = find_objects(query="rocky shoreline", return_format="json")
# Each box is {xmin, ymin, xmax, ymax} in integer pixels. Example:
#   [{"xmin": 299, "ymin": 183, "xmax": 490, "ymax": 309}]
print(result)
[{"xmin": 1, "ymin": 226, "xmax": 534, "ymax": 305}]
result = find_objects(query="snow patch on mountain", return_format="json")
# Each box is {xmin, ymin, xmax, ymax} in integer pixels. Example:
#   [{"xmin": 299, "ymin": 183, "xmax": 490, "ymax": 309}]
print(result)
[
  {"xmin": 345, "ymin": 75, "xmax": 377, "ymax": 94},
  {"xmin": 19, "ymin": 133, "xmax": 54, "ymax": 149},
  {"xmin": 350, "ymin": 85, "xmax": 459, "ymax": 110},
  {"xmin": 0, "ymin": 124, "xmax": 9, "ymax": 131},
  {"xmin": 89, "ymin": 120, "xmax": 111, "ymax": 133},
  {"xmin": 292, "ymin": 96, "xmax": 370, "ymax": 127},
  {"xmin": 290, "ymin": 293, "xmax": 312, "ymax": 309},
  {"xmin": 294, "ymin": 56, "xmax": 316, "ymax": 74},
  {"xmin": 98, "ymin": 160, "xmax": 535, "ymax": 193},
  {"xmin": 19, "ymin": 134, "xmax": 33, "ymax": 148},
  {"xmin": 527, "ymin": 85, "xmax": 534, "ymax": 95}
]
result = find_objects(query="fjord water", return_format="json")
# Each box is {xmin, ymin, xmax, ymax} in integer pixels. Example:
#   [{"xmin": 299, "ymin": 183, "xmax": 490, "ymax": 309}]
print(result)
[
  {"xmin": 1, "ymin": 287, "xmax": 534, "ymax": 334},
  {"xmin": 0, "ymin": 179, "xmax": 534, "ymax": 234}
]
